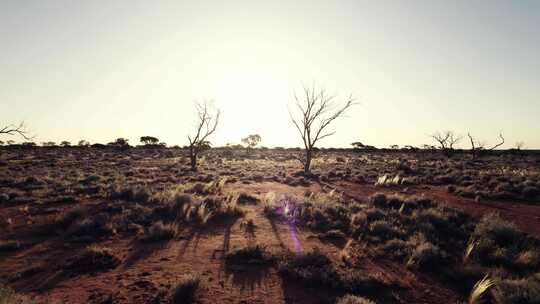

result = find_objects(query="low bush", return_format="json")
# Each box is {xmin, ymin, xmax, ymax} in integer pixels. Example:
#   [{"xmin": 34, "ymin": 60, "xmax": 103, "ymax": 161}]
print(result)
[
  {"xmin": 471, "ymin": 213, "xmax": 539, "ymax": 271},
  {"xmin": 492, "ymin": 273, "xmax": 540, "ymax": 304},
  {"xmin": 66, "ymin": 245, "xmax": 120, "ymax": 275},
  {"xmin": 172, "ymin": 274, "xmax": 200, "ymax": 304},
  {"xmin": 109, "ymin": 185, "xmax": 152, "ymax": 202},
  {"xmin": 141, "ymin": 221, "xmax": 176, "ymax": 242},
  {"xmin": 225, "ymin": 245, "xmax": 274, "ymax": 266},
  {"xmin": 278, "ymin": 249, "xmax": 341, "ymax": 289},
  {"xmin": 336, "ymin": 294, "xmax": 376, "ymax": 304}
]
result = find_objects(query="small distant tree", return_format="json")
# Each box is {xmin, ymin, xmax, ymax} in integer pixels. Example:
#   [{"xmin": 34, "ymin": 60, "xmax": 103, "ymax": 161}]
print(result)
[
  {"xmin": 42, "ymin": 141, "xmax": 56, "ymax": 147},
  {"xmin": 78, "ymin": 140, "xmax": 90, "ymax": 147},
  {"xmin": 60, "ymin": 141, "xmax": 71, "ymax": 147},
  {"xmin": 390, "ymin": 144, "xmax": 399, "ymax": 150},
  {"xmin": 467, "ymin": 132, "xmax": 504, "ymax": 159},
  {"xmin": 140, "ymin": 136, "xmax": 160, "ymax": 145},
  {"xmin": 351, "ymin": 142, "xmax": 365, "ymax": 149},
  {"xmin": 404, "ymin": 145, "xmax": 418, "ymax": 151},
  {"xmin": 187, "ymin": 101, "xmax": 221, "ymax": 171},
  {"xmin": 108, "ymin": 138, "xmax": 130, "ymax": 150},
  {"xmin": 431, "ymin": 131, "xmax": 461, "ymax": 157},
  {"xmin": 514, "ymin": 141, "xmax": 525, "ymax": 157},
  {"xmin": 241, "ymin": 134, "xmax": 261, "ymax": 153},
  {"xmin": 0, "ymin": 140, "xmax": 4, "ymax": 146},
  {"xmin": 289, "ymin": 85, "xmax": 355, "ymax": 174}
]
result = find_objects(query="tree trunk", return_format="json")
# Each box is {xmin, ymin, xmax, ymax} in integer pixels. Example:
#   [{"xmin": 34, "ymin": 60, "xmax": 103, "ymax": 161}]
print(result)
[
  {"xmin": 304, "ymin": 149, "xmax": 312, "ymax": 174},
  {"xmin": 189, "ymin": 146, "xmax": 197, "ymax": 171}
]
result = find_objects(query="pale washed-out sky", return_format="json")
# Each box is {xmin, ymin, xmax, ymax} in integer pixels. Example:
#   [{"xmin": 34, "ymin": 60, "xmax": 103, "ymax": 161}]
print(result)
[{"xmin": 0, "ymin": 0, "xmax": 539, "ymax": 148}]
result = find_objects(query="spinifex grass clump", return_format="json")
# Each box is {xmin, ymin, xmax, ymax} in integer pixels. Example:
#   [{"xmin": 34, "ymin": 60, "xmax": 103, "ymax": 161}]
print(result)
[
  {"xmin": 278, "ymin": 249, "xmax": 341, "ymax": 288},
  {"xmin": 225, "ymin": 245, "xmax": 275, "ymax": 266},
  {"xmin": 172, "ymin": 274, "xmax": 200, "ymax": 304},
  {"xmin": 469, "ymin": 213, "xmax": 540, "ymax": 272},
  {"xmin": 66, "ymin": 245, "xmax": 120, "ymax": 275},
  {"xmin": 141, "ymin": 221, "xmax": 177, "ymax": 242}
]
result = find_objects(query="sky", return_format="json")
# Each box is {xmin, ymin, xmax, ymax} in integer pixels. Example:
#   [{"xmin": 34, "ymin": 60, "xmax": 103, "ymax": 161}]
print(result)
[{"xmin": 1, "ymin": 0, "xmax": 539, "ymax": 148}]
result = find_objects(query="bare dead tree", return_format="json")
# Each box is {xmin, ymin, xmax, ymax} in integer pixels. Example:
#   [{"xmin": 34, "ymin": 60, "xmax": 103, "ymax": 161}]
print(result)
[
  {"xmin": 187, "ymin": 101, "xmax": 220, "ymax": 171},
  {"xmin": 289, "ymin": 85, "xmax": 355, "ymax": 174},
  {"xmin": 0, "ymin": 122, "xmax": 32, "ymax": 140},
  {"xmin": 468, "ymin": 132, "xmax": 504, "ymax": 159},
  {"xmin": 468, "ymin": 133, "xmax": 484, "ymax": 159},
  {"xmin": 431, "ymin": 131, "xmax": 461, "ymax": 157}
]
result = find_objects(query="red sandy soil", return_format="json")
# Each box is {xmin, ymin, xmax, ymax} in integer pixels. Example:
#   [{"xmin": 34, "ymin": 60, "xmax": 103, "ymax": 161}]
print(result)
[
  {"xmin": 1, "ymin": 180, "xmax": 539, "ymax": 303},
  {"xmin": 334, "ymin": 181, "xmax": 540, "ymax": 237}
]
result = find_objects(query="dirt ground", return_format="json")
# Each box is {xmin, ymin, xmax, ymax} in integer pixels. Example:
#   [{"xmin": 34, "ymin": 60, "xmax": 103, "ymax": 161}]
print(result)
[{"xmin": 0, "ymin": 147, "xmax": 539, "ymax": 303}]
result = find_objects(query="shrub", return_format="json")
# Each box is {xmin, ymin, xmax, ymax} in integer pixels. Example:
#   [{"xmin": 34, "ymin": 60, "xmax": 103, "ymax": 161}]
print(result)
[
  {"xmin": 471, "ymin": 213, "xmax": 538, "ymax": 270},
  {"xmin": 492, "ymin": 274, "xmax": 540, "ymax": 304},
  {"xmin": 368, "ymin": 220, "xmax": 400, "ymax": 241},
  {"xmin": 376, "ymin": 239, "xmax": 410, "ymax": 260},
  {"xmin": 142, "ymin": 221, "xmax": 176, "ymax": 242},
  {"xmin": 407, "ymin": 240, "xmax": 443, "ymax": 269},
  {"xmin": 364, "ymin": 208, "xmax": 385, "ymax": 222},
  {"xmin": 340, "ymin": 270, "xmax": 389, "ymax": 294},
  {"xmin": 225, "ymin": 245, "xmax": 274, "ymax": 266},
  {"xmin": 66, "ymin": 245, "xmax": 120, "ymax": 274},
  {"xmin": 65, "ymin": 213, "xmax": 112, "ymax": 241},
  {"xmin": 370, "ymin": 193, "xmax": 387, "ymax": 208},
  {"xmin": 56, "ymin": 207, "xmax": 86, "ymax": 229},
  {"xmin": 109, "ymin": 185, "xmax": 151, "ymax": 202},
  {"xmin": 152, "ymin": 192, "xmax": 192, "ymax": 221},
  {"xmin": 278, "ymin": 250, "xmax": 340, "ymax": 288},
  {"xmin": 172, "ymin": 274, "xmax": 200, "ymax": 304},
  {"xmin": 336, "ymin": 294, "xmax": 376, "ymax": 304},
  {"xmin": 236, "ymin": 192, "xmax": 259, "ymax": 204}
]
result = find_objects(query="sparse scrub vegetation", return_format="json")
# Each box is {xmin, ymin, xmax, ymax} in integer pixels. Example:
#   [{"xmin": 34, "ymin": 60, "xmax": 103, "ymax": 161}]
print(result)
[{"xmin": 1, "ymin": 144, "xmax": 539, "ymax": 303}]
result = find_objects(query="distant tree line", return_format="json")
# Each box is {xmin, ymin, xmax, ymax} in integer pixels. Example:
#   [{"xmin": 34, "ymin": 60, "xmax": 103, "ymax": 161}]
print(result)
[{"xmin": 1, "ymin": 82, "xmax": 533, "ymax": 171}]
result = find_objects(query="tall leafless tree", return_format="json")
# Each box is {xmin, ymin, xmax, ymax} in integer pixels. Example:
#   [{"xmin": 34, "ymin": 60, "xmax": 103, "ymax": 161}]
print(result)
[
  {"xmin": 0, "ymin": 122, "xmax": 31, "ymax": 140},
  {"xmin": 431, "ymin": 131, "xmax": 461, "ymax": 156},
  {"xmin": 289, "ymin": 85, "xmax": 355, "ymax": 174},
  {"xmin": 187, "ymin": 101, "xmax": 220, "ymax": 171},
  {"xmin": 467, "ymin": 132, "xmax": 504, "ymax": 159}
]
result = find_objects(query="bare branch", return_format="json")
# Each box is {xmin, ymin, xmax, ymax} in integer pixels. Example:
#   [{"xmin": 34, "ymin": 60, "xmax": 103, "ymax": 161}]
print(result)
[
  {"xmin": 0, "ymin": 122, "xmax": 33, "ymax": 140},
  {"xmin": 487, "ymin": 133, "xmax": 504, "ymax": 151}
]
